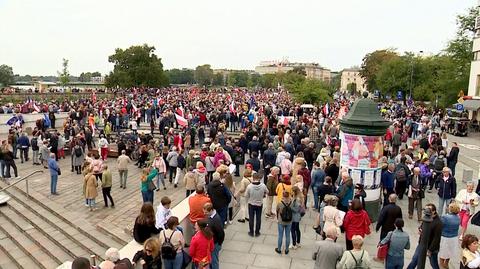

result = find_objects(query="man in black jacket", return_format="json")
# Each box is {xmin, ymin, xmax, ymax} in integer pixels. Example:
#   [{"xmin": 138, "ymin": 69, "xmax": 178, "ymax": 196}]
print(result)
[
  {"xmin": 447, "ymin": 142, "xmax": 459, "ymax": 176},
  {"xmin": 262, "ymin": 143, "xmax": 277, "ymax": 183},
  {"xmin": 406, "ymin": 203, "xmax": 443, "ymax": 269},
  {"xmin": 394, "ymin": 157, "xmax": 411, "ymax": 200},
  {"xmin": 376, "ymin": 193, "xmax": 403, "ymax": 240},
  {"xmin": 203, "ymin": 203, "xmax": 225, "ymax": 269},
  {"xmin": 206, "ymin": 173, "xmax": 231, "ymax": 225}
]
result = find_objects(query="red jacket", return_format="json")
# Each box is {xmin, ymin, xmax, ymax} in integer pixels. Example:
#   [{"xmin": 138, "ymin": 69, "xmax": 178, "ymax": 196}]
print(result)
[
  {"xmin": 298, "ymin": 168, "xmax": 311, "ymax": 188},
  {"xmin": 343, "ymin": 209, "xmax": 371, "ymax": 240},
  {"xmin": 189, "ymin": 231, "xmax": 214, "ymax": 264}
]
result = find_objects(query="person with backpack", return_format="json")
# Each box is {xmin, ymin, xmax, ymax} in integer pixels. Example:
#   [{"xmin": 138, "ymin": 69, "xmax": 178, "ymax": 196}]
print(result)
[
  {"xmin": 394, "ymin": 157, "xmax": 411, "ymax": 200},
  {"xmin": 159, "ymin": 217, "xmax": 185, "ymax": 269},
  {"xmin": 338, "ymin": 235, "xmax": 372, "ymax": 269},
  {"xmin": 31, "ymin": 134, "xmax": 40, "ymax": 165},
  {"xmin": 430, "ymin": 150, "xmax": 447, "ymax": 192},
  {"xmin": 275, "ymin": 191, "xmax": 293, "ymax": 255},
  {"xmin": 72, "ymin": 143, "xmax": 85, "ymax": 175}
]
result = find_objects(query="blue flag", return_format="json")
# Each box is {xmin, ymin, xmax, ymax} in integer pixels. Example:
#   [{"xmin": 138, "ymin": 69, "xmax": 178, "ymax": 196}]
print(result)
[
  {"xmin": 43, "ymin": 113, "xmax": 51, "ymax": 128},
  {"xmin": 6, "ymin": 116, "xmax": 17, "ymax": 125}
]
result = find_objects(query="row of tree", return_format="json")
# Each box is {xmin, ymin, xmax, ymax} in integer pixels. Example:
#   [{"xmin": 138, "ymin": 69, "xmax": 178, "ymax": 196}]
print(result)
[{"xmin": 360, "ymin": 7, "xmax": 478, "ymax": 107}]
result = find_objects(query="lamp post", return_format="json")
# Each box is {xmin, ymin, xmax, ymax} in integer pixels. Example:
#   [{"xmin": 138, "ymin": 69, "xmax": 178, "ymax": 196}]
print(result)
[
  {"xmin": 339, "ymin": 92, "xmax": 390, "ymax": 221},
  {"xmin": 409, "ymin": 50, "xmax": 424, "ymax": 99}
]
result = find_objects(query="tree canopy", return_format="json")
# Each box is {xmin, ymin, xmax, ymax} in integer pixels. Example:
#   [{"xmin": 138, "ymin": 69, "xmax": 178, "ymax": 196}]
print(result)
[
  {"xmin": 57, "ymin": 58, "xmax": 70, "ymax": 87},
  {"xmin": 0, "ymin": 64, "xmax": 14, "ymax": 88},
  {"xmin": 165, "ymin": 68, "xmax": 195, "ymax": 85},
  {"xmin": 105, "ymin": 44, "xmax": 168, "ymax": 88},
  {"xmin": 194, "ymin": 64, "xmax": 214, "ymax": 86}
]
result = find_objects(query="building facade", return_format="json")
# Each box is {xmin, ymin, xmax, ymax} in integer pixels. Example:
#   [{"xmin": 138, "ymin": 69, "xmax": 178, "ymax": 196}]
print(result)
[
  {"xmin": 340, "ymin": 68, "xmax": 366, "ymax": 93},
  {"xmin": 466, "ymin": 1, "xmax": 480, "ymax": 121},
  {"xmin": 254, "ymin": 60, "xmax": 331, "ymax": 82}
]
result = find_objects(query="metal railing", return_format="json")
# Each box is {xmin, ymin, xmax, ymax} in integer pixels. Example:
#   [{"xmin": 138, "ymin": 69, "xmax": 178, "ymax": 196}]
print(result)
[{"xmin": 0, "ymin": 170, "xmax": 44, "ymax": 198}]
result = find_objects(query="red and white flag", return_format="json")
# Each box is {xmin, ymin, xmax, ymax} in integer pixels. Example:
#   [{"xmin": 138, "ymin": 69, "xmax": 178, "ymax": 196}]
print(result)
[
  {"xmin": 323, "ymin": 103, "xmax": 330, "ymax": 115},
  {"xmin": 33, "ymin": 103, "xmax": 41, "ymax": 113},
  {"xmin": 337, "ymin": 106, "xmax": 347, "ymax": 120},
  {"xmin": 229, "ymin": 101, "xmax": 236, "ymax": 113},
  {"xmin": 132, "ymin": 103, "xmax": 138, "ymax": 113},
  {"xmin": 176, "ymin": 107, "xmax": 184, "ymax": 117},
  {"xmin": 175, "ymin": 113, "xmax": 188, "ymax": 127},
  {"xmin": 278, "ymin": 116, "xmax": 289, "ymax": 126},
  {"xmin": 90, "ymin": 122, "xmax": 95, "ymax": 137}
]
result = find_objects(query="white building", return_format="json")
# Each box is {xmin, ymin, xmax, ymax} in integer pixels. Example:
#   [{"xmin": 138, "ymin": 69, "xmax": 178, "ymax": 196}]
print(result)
[
  {"xmin": 466, "ymin": 1, "xmax": 480, "ymax": 121},
  {"xmin": 254, "ymin": 60, "xmax": 331, "ymax": 82},
  {"xmin": 340, "ymin": 68, "xmax": 366, "ymax": 93}
]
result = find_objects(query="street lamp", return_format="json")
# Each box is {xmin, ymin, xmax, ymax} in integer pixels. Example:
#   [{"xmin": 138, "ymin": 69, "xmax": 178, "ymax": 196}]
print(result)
[{"xmin": 409, "ymin": 50, "xmax": 424, "ymax": 100}]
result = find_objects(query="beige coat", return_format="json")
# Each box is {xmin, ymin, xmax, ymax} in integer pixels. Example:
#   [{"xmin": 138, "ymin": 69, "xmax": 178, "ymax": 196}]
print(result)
[
  {"xmin": 184, "ymin": 171, "xmax": 197, "ymax": 190},
  {"xmin": 292, "ymin": 157, "xmax": 306, "ymax": 179},
  {"xmin": 235, "ymin": 176, "xmax": 252, "ymax": 197},
  {"xmin": 84, "ymin": 173, "xmax": 98, "ymax": 199}
]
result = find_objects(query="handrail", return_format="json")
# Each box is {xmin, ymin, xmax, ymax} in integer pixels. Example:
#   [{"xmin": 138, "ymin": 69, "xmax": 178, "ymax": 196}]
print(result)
[{"xmin": 0, "ymin": 170, "xmax": 44, "ymax": 198}]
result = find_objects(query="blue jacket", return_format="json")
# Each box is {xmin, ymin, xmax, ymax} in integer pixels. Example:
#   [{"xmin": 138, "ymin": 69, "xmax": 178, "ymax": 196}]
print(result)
[
  {"xmin": 311, "ymin": 168, "xmax": 326, "ymax": 188},
  {"xmin": 441, "ymin": 214, "xmax": 460, "ymax": 238},
  {"xmin": 381, "ymin": 170, "xmax": 395, "ymax": 190},
  {"xmin": 48, "ymin": 158, "xmax": 59, "ymax": 176},
  {"xmin": 437, "ymin": 175, "xmax": 457, "ymax": 199},
  {"xmin": 381, "ymin": 229, "xmax": 410, "ymax": 257},
  {"xmin": 17, "ymin": 135, "xmax": 30, "ymax": 148}
]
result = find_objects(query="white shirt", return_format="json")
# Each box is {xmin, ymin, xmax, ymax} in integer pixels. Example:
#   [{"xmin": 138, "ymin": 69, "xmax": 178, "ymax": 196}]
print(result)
[{"xmin": 155, "ymin": 205, "xmax": 171, "ymax": 229}]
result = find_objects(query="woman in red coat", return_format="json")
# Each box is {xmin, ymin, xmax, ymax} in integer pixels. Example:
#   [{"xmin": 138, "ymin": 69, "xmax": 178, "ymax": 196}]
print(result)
[
  {"xmin": 190, "ymin": 219, "xmax": 214, "ymax": 269},
  {"xmin": 343, "ymin": 198, "xmax": 371, "ymax": 250}
]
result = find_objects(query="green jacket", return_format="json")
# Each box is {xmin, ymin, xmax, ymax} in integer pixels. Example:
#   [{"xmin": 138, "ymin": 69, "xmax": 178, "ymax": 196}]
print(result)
[
  {"xmin": 141, "ymin": 169, "xmax": 158, "ymax": 192},
  {"xmin": 102, "ymin": 170, "xmax": 112, "ymax": 188}
]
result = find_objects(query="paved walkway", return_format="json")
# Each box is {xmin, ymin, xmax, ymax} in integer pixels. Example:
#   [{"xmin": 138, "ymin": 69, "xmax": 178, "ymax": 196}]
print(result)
[{"xmin": 219, "ymin": 161, "xmax": 478, "ymax": 269}]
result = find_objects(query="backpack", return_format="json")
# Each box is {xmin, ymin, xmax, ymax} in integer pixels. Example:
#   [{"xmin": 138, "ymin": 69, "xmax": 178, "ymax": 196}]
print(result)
[
  {"xmin": 434, "ymin": 157, "xmax": 445, "ymax": 172},
  {"xmin": 395, "ymin": 166, "xmax": 407, "ymax": 182},
  {"xmin": 349, "ymin": 250, "xmax": 366, "ymax": 269},
  {"xmin": 74, "ymin": 147, "xmax": 82, "ymax": 157},
  {"xmin": 31, "ymin": 137, "xmax": 38, "ymax": 151},
  {"xmin": 161, "ymin": 230, "xmax": 177, "ymax": 260},
  {"xmin": 280, "ymin": 201, "xmax": 293, "ymax": 222}
]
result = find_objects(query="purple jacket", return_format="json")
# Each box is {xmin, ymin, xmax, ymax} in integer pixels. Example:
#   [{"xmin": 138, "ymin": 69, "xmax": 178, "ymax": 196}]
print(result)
[{"xmin": 419, "ymin": 163, "xmax": 432, "ymax": 178}]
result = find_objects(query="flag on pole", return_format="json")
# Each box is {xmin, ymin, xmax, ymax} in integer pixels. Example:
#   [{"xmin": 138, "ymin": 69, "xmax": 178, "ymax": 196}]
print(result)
[
  {"xmin": 33, "ymin": 102, "xmax": 41, "ymax": 113},
  {"xmin": 322, "ymin": 103, "xmax": 330, "ymax": 116},
  {"xmin": 229, "ymin": 101, "xmax": 236, "ymax": 113},
  {"xmin": 278, "ymin": 116, "xmax": 289, "ymax": 126},
  {"xmin": 132, "ymin": 103, "xmax": 138, "ymax": 113},
  {"xmin": 175, "ymin": 113, "xmax": 188, "ymax": 127}
]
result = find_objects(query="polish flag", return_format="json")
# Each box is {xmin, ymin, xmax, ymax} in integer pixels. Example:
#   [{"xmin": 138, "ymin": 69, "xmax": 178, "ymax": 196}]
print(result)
[
  {"xmin": 229, "ymin": 101, "xmax": 236, "ymax": 113},
  {"xmin": 33, "ymin": 103, "xmax": 41, "ymax": 113},
  {"xmin": 132, "ymin": 103, "xmax": 138, "ymax": 113},
  {"xmin": 176, "ymin": 107, "xmax": 184, "ymax": 117},
  {"xmin": 278, "ymin": 116, "xmax": 289, "ymax": 126},
  {"xmin": 323, "ymin": 103, "xmax": 330, "ymax": 116},
  {"xmin": 175, "ymin": 113, "xmax": 188, "ymax": 127},
  {"xmin": 338, "ymin": 106, "xmax": 347, "ymax": 119}
]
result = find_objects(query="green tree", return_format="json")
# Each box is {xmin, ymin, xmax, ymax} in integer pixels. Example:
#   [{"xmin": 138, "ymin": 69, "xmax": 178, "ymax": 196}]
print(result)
[
  {"xmin": 105, "ymin": 44, "xmax": 168, "ymax": 88},
  {"xmin": 360, "ymin": 49, "xmax": 399, "ymax": 92},
  {"xmin": 227, "ymin": 71, "xmax": 249, "ymax": 87},
  {"xmin": 194, "ymin": 64, "xmax": 214, "ymax": 86},
  {"xmin": 165, "ymin": 69, "xmax": 195, "ymax": 84},
  {"xmin": 212, "ymin": 73, "xmax": 224, "ymax": 86},
  {"xmin": 247, "ymin": 73, "xmax": 262, "ymax": 88},
  {"xmin": 375, "ymin": 56, "xmax": 411, "ymax": 98},
  {"xmin": 289, "ymin": 79, "xmax": 331, "ymax": 104},
  {"xmin": 347, "ymin": 83, "xmax": 358, "ymax": 95},
  {"xmin": 58, "ymin": 58, "xmax": 70, "ymax": 87},
  {"xmin": 0, "ymin": 64, "xmax": 14, "ymax": 87}
]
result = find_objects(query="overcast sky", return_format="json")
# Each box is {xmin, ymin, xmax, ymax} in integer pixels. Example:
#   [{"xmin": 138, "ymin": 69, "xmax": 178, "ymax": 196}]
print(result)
[{"xmin": 0, "ymin": 0, "xmax": 474, "ymax": 76}]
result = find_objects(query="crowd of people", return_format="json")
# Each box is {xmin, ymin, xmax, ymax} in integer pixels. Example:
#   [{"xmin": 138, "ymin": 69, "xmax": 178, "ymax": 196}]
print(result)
[{"xmin": 2, "ymin": 87, "xmax": 480, "ymax": 269}]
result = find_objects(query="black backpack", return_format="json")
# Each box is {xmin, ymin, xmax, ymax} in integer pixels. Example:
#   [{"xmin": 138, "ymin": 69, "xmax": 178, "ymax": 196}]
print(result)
[
  {"xmin": 280, "ymin": 201, "xmax": 293, "ymax": 222},
  {"xmin": 161, "ymin": 230, "xmax": 177, "ymax": 260},
  {"xmin": 74, "ymin": 147, "xmax": 82, "ymax": 157},
  {"xmin": 395, "ymin": 166, "xmax": 407, "ymax": 182},
  {"xmin": 349, "ymin": 250, "xmax": 366, "ymax": 269},
  {"xmin": 434, "ymin": 157, "xmax": 445, "ymax": 172},
  {"xmin": 31, "ymin": 138, "xmax": 38, "ymax": 151}
]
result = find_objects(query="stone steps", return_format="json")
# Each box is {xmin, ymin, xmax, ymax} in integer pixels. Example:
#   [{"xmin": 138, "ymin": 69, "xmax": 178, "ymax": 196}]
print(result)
[
  {"xmin": 0, "ymin": 221, "xmax": 39, "ymax": 269},
  {"xmin": 0, "ymin": 183, "xmax": 125, "ymax": 266}
]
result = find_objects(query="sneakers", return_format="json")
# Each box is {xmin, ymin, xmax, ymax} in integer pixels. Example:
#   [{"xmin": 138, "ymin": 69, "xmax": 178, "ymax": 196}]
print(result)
[
  {"xmin": 274, "ymin": 248, "xmax": 281, "ymax": 254},
  {"xmin": 248, "ymin": 232, "xmax": 254, "ymax": 237},
  {"xmin": 254, "ymin": 232, "xmax": 261, "ymax": 237},
  {"xmin": 285, "ymin": 250, "xmax": 289, "ymax": 255}
]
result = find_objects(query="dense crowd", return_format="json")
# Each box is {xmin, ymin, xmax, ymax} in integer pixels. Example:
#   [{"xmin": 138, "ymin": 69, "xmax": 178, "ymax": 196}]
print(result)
[{"xmin": 2, "ymin": 87, "xmax": 480, "ymax": 269}]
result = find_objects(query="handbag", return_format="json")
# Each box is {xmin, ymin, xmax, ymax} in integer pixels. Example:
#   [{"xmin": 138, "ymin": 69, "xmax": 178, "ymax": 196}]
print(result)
[
  {"xmin": 181, "ymin": 250, "xmax": 192, "ymax": 269},
  {"xmin": 418, "ymin": 188, "xmax": 425, "ymax": 199},
  {"xmin": 376, "ymin": 243, "xmax": 389, "ymax": 260},
  {"xmin": 57, "ymin": 167, "xmax": 62, "ymax": 175},
  {"xmin": 147, "ymin": 180, "xmax": 156, "ymax": 192},
  {"xmin": 471, "ymin": 211, "xmax": 480, "ymax": 226}
]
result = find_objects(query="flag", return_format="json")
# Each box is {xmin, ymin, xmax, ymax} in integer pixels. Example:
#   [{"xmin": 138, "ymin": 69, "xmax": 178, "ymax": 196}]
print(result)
[
  {"xmin": 132, "ymin": 103, "xmax": 138, "ymax": 113},
  {"xmin": 92, "ymin": 92, "xmax": 97, "ymax": 103},
  {"xmin": 323, "ymin": 103, "xmax": 330, "ymax": 116},
  {"xmin": 90, "ymin": 122, "xmax": 96, "ymax": 137},
  {"xmin": 33, "ymin": 102, "xmax": 41, "ymax": 112},
  {"xmin": 278, "ymin": 116, "xmax": 289, "ymax": 126},
  {"xmin": 43, "ymin": 113, "xmax": 51, "ymax": 128},
  {"xmin": 6, "ymin": 115, "xmax": 18, "ymax": 125},
  {"xmin": 175, "ymin": 113, "xmax": 188, "ymax": 127},
  {"xmin": 176, "ymin": 107, "xmax": 184, "ymax": 117},
  {"xmin": 428, "ymin": 131, "xmax": 433, "ymax": 145},
  {"xmin": 229, "ymin": 101, "xmax": 236, "ymax": 113}
]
